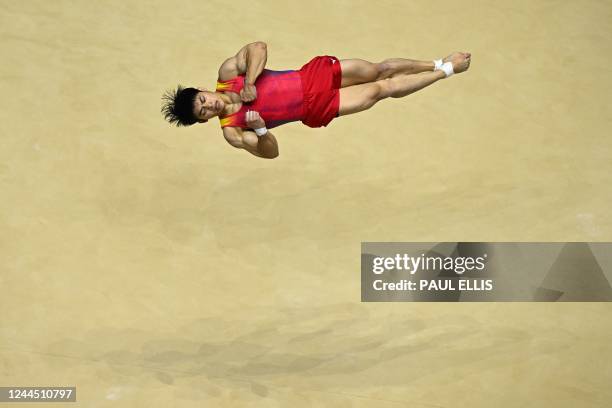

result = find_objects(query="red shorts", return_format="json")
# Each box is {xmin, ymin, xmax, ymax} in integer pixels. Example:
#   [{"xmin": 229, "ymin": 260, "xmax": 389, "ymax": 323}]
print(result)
[{"xmin": 299, "ymin": 55, "xmax": 342, "ymax": 128}]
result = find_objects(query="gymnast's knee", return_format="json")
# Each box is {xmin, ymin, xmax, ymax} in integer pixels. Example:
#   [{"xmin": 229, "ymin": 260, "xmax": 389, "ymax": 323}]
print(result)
[
  {"xmin": 375, "ymin": 61, "xmax": 393, "ymax": 79},
  {"xmin": 373, "ymin": 80, "xmax": 392, "ymax": 100}
]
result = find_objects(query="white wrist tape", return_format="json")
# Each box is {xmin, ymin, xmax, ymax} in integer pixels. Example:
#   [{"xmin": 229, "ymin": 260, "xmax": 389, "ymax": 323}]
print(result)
[
  {"xmin": 441, "ymin": 61, "xmax": 454, "ymax": 77},
  {"xmin": 254, "ymin": 127, "xmax": 268, "ymax": 137},
  {"xmin": 433, "ymin": 59, "xmax": 443, "ymax": 71}
]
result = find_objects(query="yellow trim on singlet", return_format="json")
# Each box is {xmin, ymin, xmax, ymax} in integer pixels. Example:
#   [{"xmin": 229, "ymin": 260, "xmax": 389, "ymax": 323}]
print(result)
[
  {"xmin": 219, "ymin": 116, "xmax": 234, "ymax": 128},
  {"xmin": 216, "ymin": 81, "xmax": 233, "ymax": 92}
]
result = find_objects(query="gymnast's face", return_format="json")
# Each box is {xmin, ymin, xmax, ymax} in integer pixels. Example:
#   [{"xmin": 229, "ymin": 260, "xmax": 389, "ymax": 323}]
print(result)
[{"xmin": 193, "ymin": 90, "xmax": 225, "ymax": 123}]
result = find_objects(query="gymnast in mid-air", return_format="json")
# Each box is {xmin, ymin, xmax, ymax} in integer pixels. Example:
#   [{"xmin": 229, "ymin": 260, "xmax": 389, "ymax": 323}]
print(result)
[{"xmin": 162, "ymin": 42, "xmax": 471, "ymax": 159}]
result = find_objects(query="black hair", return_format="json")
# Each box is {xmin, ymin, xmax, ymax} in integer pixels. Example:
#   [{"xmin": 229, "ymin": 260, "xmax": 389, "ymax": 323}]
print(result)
[{"xmin": 161, "ymin": 85, "xmax": 201, "ymax": 127}]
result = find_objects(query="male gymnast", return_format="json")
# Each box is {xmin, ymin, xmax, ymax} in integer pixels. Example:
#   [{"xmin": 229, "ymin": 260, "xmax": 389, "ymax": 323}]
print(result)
[{"xmin": 161, "ymin": 42, "xmax": 471, "ymax": 159}]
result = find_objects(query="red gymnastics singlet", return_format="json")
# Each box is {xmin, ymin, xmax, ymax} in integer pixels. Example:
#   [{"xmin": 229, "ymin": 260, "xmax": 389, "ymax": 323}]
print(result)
[{"xmin": 216, "ymin": 70, "xmax": 304, "ymax": 129}]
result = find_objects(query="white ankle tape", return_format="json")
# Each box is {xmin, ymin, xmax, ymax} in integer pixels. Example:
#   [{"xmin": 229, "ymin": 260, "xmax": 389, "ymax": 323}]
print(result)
[
  {"xmin": 441, "ymin": 61, "xmax": 454, "ymax": 77},
  {"xmin": 433, "ymin": 59, "xmax": 443, "ymax": 71}
]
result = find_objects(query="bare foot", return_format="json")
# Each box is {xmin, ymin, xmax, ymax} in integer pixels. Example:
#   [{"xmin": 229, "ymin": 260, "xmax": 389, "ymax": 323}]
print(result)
[{"xmin": 443, "ymin": 52, "xmax": 471, "ymax": 74}]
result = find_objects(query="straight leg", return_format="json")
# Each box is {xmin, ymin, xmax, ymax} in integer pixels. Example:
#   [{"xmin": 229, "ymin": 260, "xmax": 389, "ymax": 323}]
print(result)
[
  {"xmin": 339, "ymin": 52, "xmax": 471, "ymax": 88},
  {"xmin": 337, "ymin": 52, "xmax": 471, "ymax": 116},
  {"xmin": 339, "ymin": 58, "xmax": 435, "ymax": 88},
  {"xmin": 338, "ymin": 70, "xmax": 446, "ymax": 116}
]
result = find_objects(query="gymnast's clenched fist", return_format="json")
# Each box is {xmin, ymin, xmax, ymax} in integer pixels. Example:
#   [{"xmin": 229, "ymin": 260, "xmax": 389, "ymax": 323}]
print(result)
[
  {"xmin": 240, "ymin": 82, "xmax": 257, "ymax": 102},
  {"xmin": 245, "ymin": 110, "xmax": 265, "ymax": 130}
]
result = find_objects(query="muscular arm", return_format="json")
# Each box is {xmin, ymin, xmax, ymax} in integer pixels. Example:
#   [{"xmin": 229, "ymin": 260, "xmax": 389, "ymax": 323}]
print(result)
[
  {"xmin": 222, "ymin": 127, "xmax": 279, "ymax": 159},
  {"xmin": 218, "ymin": 41, "xmax": 268, "ymax": 83}
]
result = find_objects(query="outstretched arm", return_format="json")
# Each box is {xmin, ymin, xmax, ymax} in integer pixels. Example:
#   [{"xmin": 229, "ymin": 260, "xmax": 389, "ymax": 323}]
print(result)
[
  {"xmin": 222, "ymin": 111, "xmax": 279, "ymax": 159},
  {"xmin": 218, "ymin": 41, "xmax": 267, "ymax": 101}
]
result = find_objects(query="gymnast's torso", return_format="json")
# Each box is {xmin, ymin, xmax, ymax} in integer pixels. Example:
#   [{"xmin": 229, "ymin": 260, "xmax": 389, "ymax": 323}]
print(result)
[{"xmin": 216, "ymin": 69, "xmax": 304, "ymax": 129}]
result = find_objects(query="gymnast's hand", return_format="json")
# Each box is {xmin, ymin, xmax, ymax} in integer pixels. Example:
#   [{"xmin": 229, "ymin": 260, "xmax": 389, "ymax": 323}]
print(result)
[
  {"xmin": 240, "ymin": 82, "xmax": 257, "ymax": 102},
  {"xmin": 245, "ymin": 110, "xmax": 265, "ymax": 129}
]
